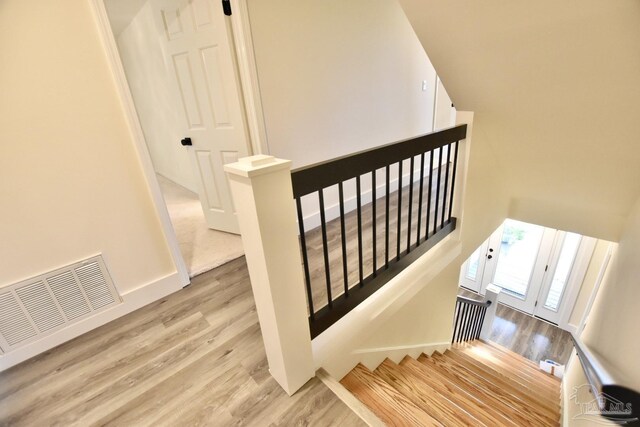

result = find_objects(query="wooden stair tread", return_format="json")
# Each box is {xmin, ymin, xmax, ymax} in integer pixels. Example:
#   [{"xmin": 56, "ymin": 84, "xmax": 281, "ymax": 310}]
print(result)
[
  {"xmin": 417, "ymin": 354, "xmax": 549, "ymax": 427},
  {"xmin": 447, "ymin": 347, "xmax": 560, "ymax": 408},
  {"xmin": 339, "ymin": 340, "xmax": 560, "ymax": 427},
  {"xmin": 400, "ymin": 356, "xmax": 520, "ymax": 427},
  {"xmin": 375, "ymin": 358, "xmax": 480, "ymax": 427},
  {"xmin": 455, "ymin": 344, "xmax": 557, "ymax": 390},
  {"xmin": 441, "ymin": 349, "xmax": 560, "ymax": 418},
  {"xmin": 424, "ymin": 353, "xmax": 559, "ymax": 426},
  {"xmin": 340, "ymin": 363, "xmax": 442, "ymax": 426},
  {"xmin": 472, "ymin": 341, "xmax": 561, "ymax": 388},
  {"xmin": 455, "ymin": 345, "xmax": 560, "ymax": 397}
]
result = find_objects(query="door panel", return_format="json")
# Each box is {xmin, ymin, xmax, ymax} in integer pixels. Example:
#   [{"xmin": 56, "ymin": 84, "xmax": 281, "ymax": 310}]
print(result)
[
  {"xmin": 480, "ymin": 219, "xmax": 556, "ymax": 314},
  {"xmin": 153, "ymin": 0, "xmax": 250, "ymax": 233},
  {"xmin": 534, "ymin": 234, "xmax": 596, "ymax": 325}
]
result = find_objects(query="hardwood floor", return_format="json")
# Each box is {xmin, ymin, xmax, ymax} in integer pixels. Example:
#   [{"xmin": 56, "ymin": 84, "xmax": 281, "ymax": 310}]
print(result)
[
  {"xmin": 341, "ymin": 340, "xmax": 561, "ymax": 426},
  {"xmin": 459, "ymin": 287, "xmax": 574, "ymax": 364},
  {"xmin": 0, "ymin": 258, "xmax": 364, "ymax": 427}
]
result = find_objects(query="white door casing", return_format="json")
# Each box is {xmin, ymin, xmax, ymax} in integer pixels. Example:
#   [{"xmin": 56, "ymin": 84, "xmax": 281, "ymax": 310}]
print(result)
[{"xmin": 152, "ymin": 0, "xmax": 251, "ymax": 233}]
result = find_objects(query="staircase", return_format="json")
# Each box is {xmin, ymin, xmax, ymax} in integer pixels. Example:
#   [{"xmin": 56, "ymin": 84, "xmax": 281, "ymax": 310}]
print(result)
[{"xmin": 340, "ymin": 340, "xmax": 561, "ymax": 426}]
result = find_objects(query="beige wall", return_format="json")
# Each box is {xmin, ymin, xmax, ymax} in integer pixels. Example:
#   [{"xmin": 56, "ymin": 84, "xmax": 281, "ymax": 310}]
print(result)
[
  {"xmin": 115, "ymin": 1, "xmax": 197, "ymax": 193},
  {"xmin": 398, "ymin": 0, "xmax": 640, "ymax": 242},
  {"xmin": 582, "ymin": 198, "xmax": 640, "ymax": 386},
  {"xmin": 247, "ymin": 0, "xmax": 439, "ymax": 169},
  {"xmin": 562, "ymin": 198, "xmax": 640, "ymax": 424},
  {"xmin": 0, "ymin": 0, "xmax": 176, "ymax": 294}
]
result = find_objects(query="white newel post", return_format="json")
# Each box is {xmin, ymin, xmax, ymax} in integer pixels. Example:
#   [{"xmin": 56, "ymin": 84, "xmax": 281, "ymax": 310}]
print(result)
[
  {"xmin": 479, "ymin": 284, "xmax": 501, "ymax": 341},
  {"xmin": 224, "ymin": 155, "xmax": 314, "ymax": 396}
]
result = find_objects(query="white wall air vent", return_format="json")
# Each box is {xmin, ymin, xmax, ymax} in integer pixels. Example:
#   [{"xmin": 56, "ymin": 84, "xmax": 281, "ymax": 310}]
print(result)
[{"xmin": 0, "ymin": 255, "xmax": 121, "ymax": 354}]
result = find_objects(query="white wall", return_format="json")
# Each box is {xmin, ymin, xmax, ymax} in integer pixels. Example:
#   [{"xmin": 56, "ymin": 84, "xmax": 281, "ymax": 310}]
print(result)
[
  {"xmin": 115, "ymin": 1, "xmax": 197, "ymax": 192},
  {"xmin": 398, "ymin": 0, "xmax": 640, "ymax": 242},
  {"xmin": 247, "ymin": 0, "xmax": 438, "ymax": 169},
  {"xmin": 0, "ymin": 0, "xmax": 181, "ymax": 366},
  {"xmin": 562, "ymin": 198, "xmax": 640, "ymax": 425}
]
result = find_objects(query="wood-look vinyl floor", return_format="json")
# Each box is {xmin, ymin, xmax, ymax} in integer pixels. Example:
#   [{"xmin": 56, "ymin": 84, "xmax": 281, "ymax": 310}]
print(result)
[
  {"xmin": 459, "ymin": 288, "xmax": 574, "ymax": 365},
  {"xmin": 0, "ymin": 258, "xmax": 365, "ymax": 427}
]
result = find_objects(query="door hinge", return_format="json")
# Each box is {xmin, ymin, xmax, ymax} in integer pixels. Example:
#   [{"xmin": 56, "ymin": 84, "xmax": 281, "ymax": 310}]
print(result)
[
  {"xmin": 544, "ymin": 264, "xmax": 548, "ymax": 272},
  {"xmin": 222, "ymin": 0, "xmax": 232, "ymax": 16},
  {"xmin": 535, "ymin": 300, "xmax": 538, "ymax": 307}
]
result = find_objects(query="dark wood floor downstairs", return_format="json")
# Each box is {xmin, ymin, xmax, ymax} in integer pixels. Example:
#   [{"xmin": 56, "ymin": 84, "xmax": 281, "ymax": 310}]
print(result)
[
  {"xmin": 0, "ymin": 257, "xmax": 364, "ymax": 427},
  {"xmin": 459, "ymin": 287, "xmax": 574, "ymax": 365}
]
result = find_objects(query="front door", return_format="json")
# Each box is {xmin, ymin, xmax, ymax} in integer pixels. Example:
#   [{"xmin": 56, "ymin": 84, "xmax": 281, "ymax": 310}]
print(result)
[
  {"xmin": 152, "ymin": 0, "xmax": 251, "ymax": 234},
  {"xmin": 461, "ymin": 219, "xmax": 597, "ymax": 328},
  {"xmin": 481, "ymin": 219, "xmax": 556, "ymax": 314}
]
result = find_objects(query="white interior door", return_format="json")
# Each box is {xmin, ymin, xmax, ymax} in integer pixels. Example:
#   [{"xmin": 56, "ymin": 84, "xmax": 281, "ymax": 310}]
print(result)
[{"xmin": 152, "ymin": 0, "xmax": 250, "ymax": 234}]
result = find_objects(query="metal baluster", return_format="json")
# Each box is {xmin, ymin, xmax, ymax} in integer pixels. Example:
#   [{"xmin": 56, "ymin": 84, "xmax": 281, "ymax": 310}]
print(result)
[
  {"xmin": 448, "ymin": 141, "xmax": 460, "ymax": 222},
  {"xmin": 441, "ymin": 144, "xmax": 452, "ymax": 228},
  {"xmin": 318, "ymin": 189, "xmax": 333, "ymax": 307},
  {"xmin": 452, "ymin": 301, "xmax": 462, "ymax": 343},
  {"xmin": 407, "ymin": 156, "xmax": 415, "ymax": 252},
  {"xmin": 356, "ymin": 176, "xmax": 364, "ymax": 285},
  {"xmin": 385, "ymin": 165, "xmax": 390, "ymax": 269},
  {"xmin": 434, "ymin": 147, "xmax": 443, "ymax": 234},
  {"xmin": 416, "ymin": 153, "xmax": 425, "ymax": 246},
  {"xmin": 295, "ymin": 197, "xmax": 314, "ymax": 319},
  {"xmin": 459, "ymin": 304, "xmax": 470, "ymax": 343},
  {"xmin": 426, "ymin": 152, "xmax": 434, "ymax": 240},
  {"xmin": 396, "ymin": 160, "xmax": 403, "ymax": 261},
  {"xmin": 372, "ymin": 170, "xmax": 377, "ymax": 277},
  {"xmin": 338, "ymin": 182, "xmax": 348, "ymax": 297},
  {"xmin": 477, "ymin": 306, "xmax": 488, "ymax": 339}
]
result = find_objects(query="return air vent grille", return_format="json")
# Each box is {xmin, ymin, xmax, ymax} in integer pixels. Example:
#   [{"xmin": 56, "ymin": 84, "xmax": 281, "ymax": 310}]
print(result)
[{"xmin": 0, "ymin": 255, "xmax": 121, "ymax": 353}]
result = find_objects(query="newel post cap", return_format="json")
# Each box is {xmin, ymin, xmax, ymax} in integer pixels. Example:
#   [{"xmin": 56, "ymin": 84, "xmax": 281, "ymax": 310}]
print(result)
[{"xmin": 224, "ymin": 155, "xmax": 292, "ymax": 178}]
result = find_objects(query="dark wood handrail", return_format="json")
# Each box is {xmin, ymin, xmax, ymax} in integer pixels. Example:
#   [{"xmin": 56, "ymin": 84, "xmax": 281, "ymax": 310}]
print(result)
[
  {"xmin": 456, "ymin": 295, "xmax": 492, "ymax": 307},
  {"xmin": 570, "ymin": 332, "xmax": 640, "ymax": 424},
  {"xmin": 291, "ymin": 124, "xmax": 467, "ymax": 197}
]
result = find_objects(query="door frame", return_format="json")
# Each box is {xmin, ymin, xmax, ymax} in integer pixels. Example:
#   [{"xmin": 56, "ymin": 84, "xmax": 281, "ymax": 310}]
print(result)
[{"xmin": 89, "ymin": 0, "xmax": 267, "ymax": 285}]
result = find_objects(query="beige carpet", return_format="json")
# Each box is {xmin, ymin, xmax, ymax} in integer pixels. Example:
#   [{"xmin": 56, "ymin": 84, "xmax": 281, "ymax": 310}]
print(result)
[{"xmin": 157, "ymin": 174, "xmax": 244, "ymax": 277}]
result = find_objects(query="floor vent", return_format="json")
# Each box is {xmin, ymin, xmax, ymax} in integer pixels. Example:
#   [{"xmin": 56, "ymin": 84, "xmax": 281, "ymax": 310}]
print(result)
[{"xmin": 0, "ymin": 255, "xmax": 121, "ymax": 353}]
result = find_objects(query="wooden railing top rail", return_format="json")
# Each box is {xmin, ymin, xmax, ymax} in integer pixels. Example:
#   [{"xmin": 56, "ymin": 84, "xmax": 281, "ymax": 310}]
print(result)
[
  {"xmin": 291, "ymin": 124, "xmax": 467, "ymax": 197},
  {"xmin": 456, "ymin": 295, "xmax": 492, "ymax": 307}
]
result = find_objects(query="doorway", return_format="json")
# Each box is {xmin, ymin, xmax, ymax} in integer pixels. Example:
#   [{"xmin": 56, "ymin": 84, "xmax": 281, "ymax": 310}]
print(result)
[
  {"xmin": 460, "ymin": 219, "xmax": 606, "ymax": 331},
  {"xmin": 102, "ymin": 0, "xmax": 256, "ymax": 276}
]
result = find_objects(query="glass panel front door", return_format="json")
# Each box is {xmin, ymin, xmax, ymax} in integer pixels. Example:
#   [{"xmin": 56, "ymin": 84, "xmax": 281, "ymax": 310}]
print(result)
[
  {"xmin": 492, "ymin": 220, "xmax": 545, "ymax": 299},
  {"xmin": 544, "ymin": 233, "xmax": 581, "ymax": 311}
]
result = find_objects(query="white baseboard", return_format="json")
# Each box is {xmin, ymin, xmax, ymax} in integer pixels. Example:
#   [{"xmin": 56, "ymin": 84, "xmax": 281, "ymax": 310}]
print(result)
[{"xmin": 0, "ymin": 272, "xmax": 182, "ymax": 371}]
